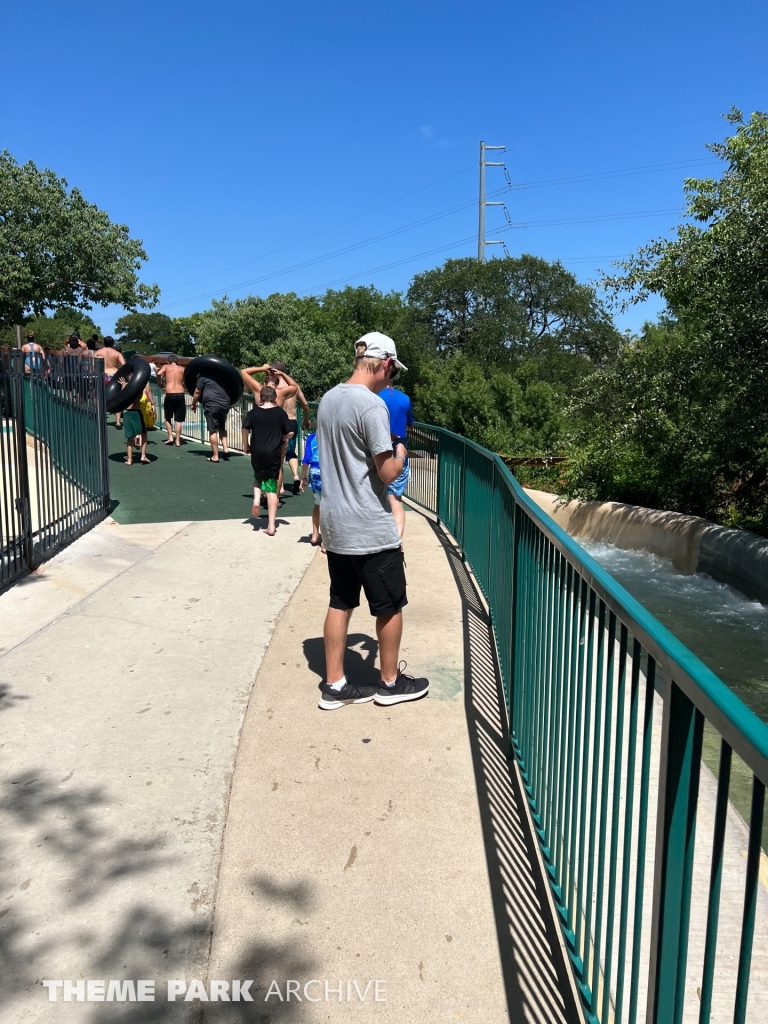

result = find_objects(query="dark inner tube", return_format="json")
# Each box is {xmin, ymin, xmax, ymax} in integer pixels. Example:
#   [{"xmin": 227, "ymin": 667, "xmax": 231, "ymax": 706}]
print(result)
[
  {"xmin": 105, "ymin": 357, "xmax": 151, "ymax": 414},
  {"xmin": 183, "ymin": 355, "xmax": 244, "ymax": 405}
]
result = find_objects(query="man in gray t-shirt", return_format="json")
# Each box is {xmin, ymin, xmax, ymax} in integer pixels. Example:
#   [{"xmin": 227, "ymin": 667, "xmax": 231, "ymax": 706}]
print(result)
[
  {"xmin": 315, "ymin": 332, "xmax": 429, "ymax": 712},
  {"xmin": 191, "ymin": 375, "xmax": 231, "ymax": 463}
]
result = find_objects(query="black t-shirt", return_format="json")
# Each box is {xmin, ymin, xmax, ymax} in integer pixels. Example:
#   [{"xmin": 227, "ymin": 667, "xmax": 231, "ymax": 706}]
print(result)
[
  {"xmin": 196, "ymin": 375, "xmax": 230, "ymax": 409},
  {"xmin": 242, "ymin": 406, "xmax": 290, "ymax": 471}
]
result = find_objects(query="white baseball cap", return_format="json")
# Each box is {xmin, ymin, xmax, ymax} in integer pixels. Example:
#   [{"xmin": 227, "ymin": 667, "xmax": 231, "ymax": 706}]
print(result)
[{"xmin": 355, "ymin": 331, "xmax": 408, "ymax": 372}]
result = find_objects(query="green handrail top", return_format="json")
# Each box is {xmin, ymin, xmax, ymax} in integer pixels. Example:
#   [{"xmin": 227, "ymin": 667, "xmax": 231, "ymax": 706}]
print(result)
[{"xmin": 413, "ymin": 421, "xmax": 768, "ymax": 783}]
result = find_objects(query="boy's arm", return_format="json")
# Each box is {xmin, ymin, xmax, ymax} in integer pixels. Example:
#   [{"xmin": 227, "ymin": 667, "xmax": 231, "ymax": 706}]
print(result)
[{"xmin": 241, "ymin": 427, "xmax": 250, "ymax": 454}]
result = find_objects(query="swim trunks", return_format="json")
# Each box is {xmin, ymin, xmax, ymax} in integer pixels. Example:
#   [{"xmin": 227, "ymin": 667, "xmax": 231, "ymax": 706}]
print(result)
[
  {"xmin": 164, "ymin": 393, "xmax": 186, "ymax": 422},
  {"xmin": 286, "ymin": 419, "xmax": 299, "ymax": 460},
  {"xmin": 123, "ymin": 410, "xmax": 144, "ymax": 439},
  {"xmin": 387, "ymin": 459, "xmax": 410, "ymax": 499}
]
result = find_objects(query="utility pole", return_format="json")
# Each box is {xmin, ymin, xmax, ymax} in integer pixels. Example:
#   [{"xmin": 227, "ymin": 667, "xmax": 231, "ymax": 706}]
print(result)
[{"xmin": 478, "ymin": 141, "xmax": 510, "ymax": 261}]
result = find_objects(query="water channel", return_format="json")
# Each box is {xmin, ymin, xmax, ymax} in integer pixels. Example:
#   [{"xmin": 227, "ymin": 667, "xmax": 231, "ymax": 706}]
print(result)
[{"xmin": 580, "ymin": 540, "xmax": 768, "ymax": 844}]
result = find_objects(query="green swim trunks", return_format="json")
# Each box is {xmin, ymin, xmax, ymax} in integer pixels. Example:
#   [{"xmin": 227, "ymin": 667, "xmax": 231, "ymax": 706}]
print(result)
[
  {"xmin": 257, "ymin": 477, "xmax": 278, "ymax": 493},
  {"xmin": 123, "ymin": 410, "xmax": 144, "ymax": 439}
]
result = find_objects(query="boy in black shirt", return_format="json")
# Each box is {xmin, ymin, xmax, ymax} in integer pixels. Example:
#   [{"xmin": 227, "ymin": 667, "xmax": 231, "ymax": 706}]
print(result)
[{"xmin": 241, "ymin": 386, "xmax": 292, "ymax": 536}]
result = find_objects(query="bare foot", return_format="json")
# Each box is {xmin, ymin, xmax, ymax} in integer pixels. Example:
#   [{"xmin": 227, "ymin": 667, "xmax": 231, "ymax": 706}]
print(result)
[
  {"xmin": 175, "ymin": 442, "xmax": 181, "ymax": 447},
  {"xmin": 125, "ymin": 459, "xmax": 133, "ymax": 466},
  {"xmin": 140, "ymin": 457, "xmax": 150, "ymax": 464},
  {"xmin": 266, "ymin": 527, "xmax": 276, "ymax": 537},
  {"xmin": 252, "ymin": 504, "xmax": 260, "ymax": 517},
  {"xmin": 163, "ymin": 439, "xmax": 174, "ymax": 445}
]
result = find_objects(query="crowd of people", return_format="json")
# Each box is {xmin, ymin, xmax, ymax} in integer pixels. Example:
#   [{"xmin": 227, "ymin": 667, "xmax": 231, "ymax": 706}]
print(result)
[{"xmin": 21, "ymin": 325, "xmax": 426, "ymax": 710}]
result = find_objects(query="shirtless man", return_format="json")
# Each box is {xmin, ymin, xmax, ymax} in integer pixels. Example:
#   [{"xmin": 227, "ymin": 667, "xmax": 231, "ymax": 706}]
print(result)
[
  {"xmin": 270, "ymin": 361, "xmax": 311, "ymax": 494},
  {"xmin": 101, "ymin": 337, "xmax": 127, "ymax": 428},
  {"xmin": 21, "ymin": 331, "xmax": 45, "ymax": 373},
  {"xmin": 156, "ymin": 354, "xmax": 186, "ymax": 446}
]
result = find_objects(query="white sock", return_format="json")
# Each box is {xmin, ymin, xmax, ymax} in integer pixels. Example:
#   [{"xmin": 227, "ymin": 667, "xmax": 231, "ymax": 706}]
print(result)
[
  {"xmin": 329, "ymin": 676, "xmax": 347, "ymax": 691},
  {"xmin": 382, "ymin": 676, "xmax": 397, "ymax": 687}
]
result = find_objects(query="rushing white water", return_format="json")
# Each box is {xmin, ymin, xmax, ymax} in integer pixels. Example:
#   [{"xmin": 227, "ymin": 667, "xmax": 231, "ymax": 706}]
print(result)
[{"xmin": 579, "ymin": 540, "xmax": 768, "ymax": 723}]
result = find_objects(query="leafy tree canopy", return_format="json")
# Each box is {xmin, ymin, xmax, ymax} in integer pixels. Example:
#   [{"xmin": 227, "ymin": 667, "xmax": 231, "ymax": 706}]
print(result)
[
  {"xmin": 0, "ymin": 151, "xmax": 159, "ymax": 330},
  {"xmin": 604, "ymin": 109, "xmax": 768, "ymax": 359},
  {"xmin": 0, "ymin": 306, "xmax": 103, "ymax": 349},
  {"xmin": 115, "ymin": 311, "xmax": 197, "ymax": 356},
  {"xmin": 406, "ymin": 255, "xmax": 621, "ymax": 370},
  {"xmin": 195, "ymin": 293, "xmax": 350, "ymax": 401}
]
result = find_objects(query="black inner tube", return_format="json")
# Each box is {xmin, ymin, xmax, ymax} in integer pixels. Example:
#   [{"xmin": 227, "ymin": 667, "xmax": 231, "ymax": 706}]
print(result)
[
  {"xmin": 105, "ymin": 357, "xmax": 151, "ymax": 414},
  {"xmin": 183, "ymin": 355, "xmax": 243, "ymax": 405}
]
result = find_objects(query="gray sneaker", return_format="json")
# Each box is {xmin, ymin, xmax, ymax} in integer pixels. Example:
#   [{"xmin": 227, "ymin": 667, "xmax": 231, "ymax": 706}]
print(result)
[
  {"xmin": 374, "ymin": 664, "xmax": 429, "ymax": 706},
  {"xmin": 318, "ymin": 681, "xmax": 377, "ymax": 710}
]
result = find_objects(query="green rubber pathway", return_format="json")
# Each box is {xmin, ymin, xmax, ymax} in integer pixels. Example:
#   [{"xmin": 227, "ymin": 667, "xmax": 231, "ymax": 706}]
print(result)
[{"xmin": 107, "ymin": 417, "xmax": 315, "ymax": 524}]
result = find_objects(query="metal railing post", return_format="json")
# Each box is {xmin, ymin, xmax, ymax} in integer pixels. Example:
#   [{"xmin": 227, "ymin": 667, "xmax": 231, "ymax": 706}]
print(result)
[
  {"xmin": 646, "ymin": 679, "xmax": 704, "ymax": 1024},
  {"xmin": 10, "ymin": 354, "xmax": 34, "ymax": 570}
]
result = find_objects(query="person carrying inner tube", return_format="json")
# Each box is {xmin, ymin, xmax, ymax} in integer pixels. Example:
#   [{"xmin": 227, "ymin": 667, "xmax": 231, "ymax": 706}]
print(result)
[
  {"xmin": 101, "ymin": 337, "xmax": 126, "ymax": 429},
  {"xmin": 191, "ymin": 372, "xmax": 231, "ymax": 462},
  {"xmin": 121, "ymin": 379, "xmax": 154, "ymax": 466}
]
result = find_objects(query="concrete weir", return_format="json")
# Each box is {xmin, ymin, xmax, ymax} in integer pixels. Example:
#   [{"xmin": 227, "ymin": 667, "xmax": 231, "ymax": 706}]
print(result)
[{"xmin": 526, "ymin": 488, "xmax": 768, "ymax": 603}]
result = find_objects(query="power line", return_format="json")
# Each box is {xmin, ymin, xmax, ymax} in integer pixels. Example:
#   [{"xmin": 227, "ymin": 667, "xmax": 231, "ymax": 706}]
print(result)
[
  {"xmin": 158, "ymin": 158, "xmax": 710, "ymax": 311},
  {"xmin": 512, "ymin": 208, "xmax": 681, "ymax": 229},
  {"xmin": 158, "ymin": 163, "xmax": 476, "ymax": 296},
  {"xmin": 156, "ymin": 185, "xmax": 512, "ymax": 311},
  {"xmin": 512, "ymin": 158, "xmax": 718, "ymax": 191}
]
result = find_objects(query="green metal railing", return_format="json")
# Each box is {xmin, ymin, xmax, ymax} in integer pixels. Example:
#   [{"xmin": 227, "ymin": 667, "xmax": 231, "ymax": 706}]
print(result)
[
  {"xmin": 405, "ymin": 423, "xmax": 768, "ymax": 1024},
  {"xmin": 1, "ymin": 350, "xmax": 109, "ymax": 588}
]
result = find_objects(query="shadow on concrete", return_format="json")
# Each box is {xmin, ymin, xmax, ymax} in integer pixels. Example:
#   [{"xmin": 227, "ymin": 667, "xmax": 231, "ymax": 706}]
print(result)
[
  {"xmin": 302, "ymin": 633, "xmax": 379, "ymax": 689},
  {"xmin": 0, "ymin": 682, "xmax": 29, "ymax": 711},
  {"xmin": 428, "ymin": 519, "xmax": 583, "ymax": 1024},
  {"xmin": 0, "ymin": 768, "xmax": 310, "ymax": 1023}
]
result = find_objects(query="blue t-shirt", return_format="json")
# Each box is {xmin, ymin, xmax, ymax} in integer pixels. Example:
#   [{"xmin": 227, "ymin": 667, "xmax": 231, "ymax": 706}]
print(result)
[
  {"xmin": 302, "ymin": 432, "xmax": 322, "ymax": 491},
  {"xmin": 380, "ymin": 387, "xmax": 414, "ymax": 443}
]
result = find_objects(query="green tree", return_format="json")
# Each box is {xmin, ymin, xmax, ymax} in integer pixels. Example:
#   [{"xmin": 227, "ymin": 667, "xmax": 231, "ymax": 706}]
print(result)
[
  {"xmin": 0, "ymin": 151, "xmax": 159, "ymax": 330},
  {"xmin": 413, "ymin": 353, "xmax": 562, "ymax": 456},
  {"xmin": 596, "ymin": 110, "xmax": 768, "ymax": 530},
  {"xmin": 195, "ymin": 293, "xmax": 350, "ymax": 401},
  {"xmin": 0, "ymin": 306, "xmax": 103, "ymax": 350},
  {"xmin": 115, "ymin": 312, "xmax": 175, "ymax": 353},
  {"xmin": 563, "ymin": 321, "xmax": 727, "ymax": 516},
  {"xmin": 406, "ymin": 255, "xmax": 621, "ymax": 372}
]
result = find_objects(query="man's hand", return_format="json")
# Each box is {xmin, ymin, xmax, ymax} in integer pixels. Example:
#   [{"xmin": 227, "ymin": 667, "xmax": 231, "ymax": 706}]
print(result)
[
  {"xmin": 191, "ymin": 401, "xmax": 197, "ymax": 412},
  {"xmin": 374, "ymin": 444, "xmax": 407, "ymax": 486}
]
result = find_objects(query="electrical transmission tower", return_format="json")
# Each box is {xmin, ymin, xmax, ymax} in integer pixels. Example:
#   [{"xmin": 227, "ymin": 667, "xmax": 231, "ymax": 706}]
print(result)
[{"xmin": 478, "ymin": 141, "xmax": 512, "ymax": 261}]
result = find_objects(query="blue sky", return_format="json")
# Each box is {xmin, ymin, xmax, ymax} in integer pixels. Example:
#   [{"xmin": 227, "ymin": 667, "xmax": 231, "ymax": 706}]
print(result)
[{"xmin": 3, "ymin": 0, "xmax": 767, "ymax": 335}]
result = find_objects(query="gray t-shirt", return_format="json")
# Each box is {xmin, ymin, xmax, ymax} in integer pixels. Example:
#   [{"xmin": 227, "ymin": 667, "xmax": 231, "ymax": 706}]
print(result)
[
  {"xmin": 317, "ymin": 383, "xmax": 401, "ymax": 555},
  {"xmin": 196, "ymin": 375, "xmax": 229, "ymax": 409}
]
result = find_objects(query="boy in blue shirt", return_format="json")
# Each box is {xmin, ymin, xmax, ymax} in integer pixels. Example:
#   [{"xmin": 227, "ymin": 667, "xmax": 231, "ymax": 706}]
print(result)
[
  {"xmin": 379, "ymin": 384, "xmax": 414, "ymax": 539},
  {"xmin": 300, "ymin": 430, "xmax": 323, "ymax": 547}
]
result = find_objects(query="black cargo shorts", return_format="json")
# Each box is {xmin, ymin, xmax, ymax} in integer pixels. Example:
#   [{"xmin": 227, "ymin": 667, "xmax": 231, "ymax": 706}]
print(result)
[{"xmin": 327, "ymin": 546, "xmax": 407, "ymax": 617}]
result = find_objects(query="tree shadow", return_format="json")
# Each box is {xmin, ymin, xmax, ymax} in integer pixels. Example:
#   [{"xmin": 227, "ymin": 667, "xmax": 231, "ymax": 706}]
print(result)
[
  {"xmin": 426, "ymin": 519, "xmax": 583, "ymax": 1024},
  {"xmin": 302, "ymin": 633, "xmax": 379, "ymax": 688},
  {"xmin": 0, "ymin": 768, "xmax": 311, "ymax": 1022}
]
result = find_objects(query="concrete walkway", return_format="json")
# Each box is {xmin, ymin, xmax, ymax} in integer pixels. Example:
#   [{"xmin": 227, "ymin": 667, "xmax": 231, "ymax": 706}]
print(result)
[
  {"xmin": 0, "ymin": 514, "xmax": 317, "ymax": 1022},
  {"xmin": 0, "ymin": 506, "xmax": 581, "ymax": 1023},
  {"xmin": 205, "ymin": 510, "xmax": 580, "ymax": 1023}
]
